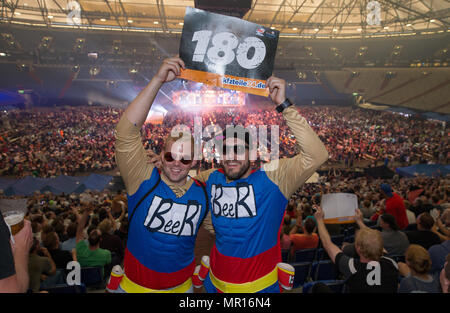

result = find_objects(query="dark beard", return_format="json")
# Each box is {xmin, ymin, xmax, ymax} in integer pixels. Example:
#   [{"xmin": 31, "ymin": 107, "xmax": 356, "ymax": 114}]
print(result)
[{"xmin": 224, "ymin": 160, "xmax": 251, "ymax": 181}]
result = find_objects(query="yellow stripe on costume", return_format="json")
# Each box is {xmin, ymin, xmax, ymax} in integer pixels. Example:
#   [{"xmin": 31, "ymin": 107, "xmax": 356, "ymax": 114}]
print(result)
[
  {"xmin": 120, "ymin": 274, "xmax": 192, "ymax": 293},
  {"xmin": 201, "ymin": 260, "xmax": 209, "ymax": 268},
  {"xmin": 209, "ymin": 267, "xmax": 278, "ymax": 293}
]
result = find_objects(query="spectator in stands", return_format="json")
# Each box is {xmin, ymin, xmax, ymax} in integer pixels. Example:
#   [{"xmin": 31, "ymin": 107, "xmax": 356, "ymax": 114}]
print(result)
[
  {"xmin": 406, "ymin": 212, "xmax": 441, "ymax": 250},
  {"xmin": 360, "ymin": 199, "xmax": 375, "ymax": 219},
  {"xmin": 440, "ymin": 254, "xmax": 450, "ymax": 293},
  {"xmin": 98, "ymin": 219, "xmax": 124, "ymax": 266},
  {"xmin": 31, "ymin": 220, "xmax": 42, "ymax": 245},
  {"xmin": 114, "ymin": 219, "xmax": 128, "ymax": 247},
  {"xmin": 28, "ymin": 237, "xmax": 58, "ymax": 293},
  {"xmin": 433, "ymin": 209, "xmax": 450, "ymax": 242},
  {"xmin": 0, "ymin": 215, "xmax": 32, "ymax": 292},
  {"xmin": 51, "ymin": 218, "xmax": 68, "ymax": 243},
  {"xmin": 286, "ymin": 199, "xmax": 297, "ymax": 219},
  {"xmin": 379, "ymin": 214, "xmax": 410, "ymax": 257},
  {"xmin": 410, "ymin": 196, "xmax": 434, "ymax": 217},
  {"xmin": 428, "ymin": 238, "xmax": 450, "ymax": 274},
  {"xmin": 280, "ymin": 224, "xmax": 292, "ymax": 250},
  {"xmin": 377, "ymin": 183, "xmax": 409, "ymax": 230},
  {"xmin": 403, "ymin": 200, "xmax": 417, "ymax": 225},
  {"xmin": 42, "ymin": 231, "xmax": 75, "ymax": 269},
  {"xmin": 61, "ymin": 222, "xmax": 77, "ymax": 252},
  {"xmin": 398, "ymin": 244, "xmax": 441, "ymax": 293},
  {"xmin": 75, "ymin": 205, "xmax": 111, "ymax": 275},
  {"xmin": 289, "ymin": 217, "xmax": 318, "ymax": 255},
  {"xmin": 314, "ymin": 206, "xmax": 398, "ymax": 293}
]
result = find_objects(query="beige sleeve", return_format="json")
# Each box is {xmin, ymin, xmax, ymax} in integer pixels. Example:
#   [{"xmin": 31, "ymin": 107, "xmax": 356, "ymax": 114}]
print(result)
[
  {"xmin": 194, "ymin": 168, "xmax": 216, "ymax": 183},
  {"xmin": 263, "ymin": 106, "xmax": 328, "ymax": 199},
  {"xmin": 114, "ymin": 114, "xmax": 153, "ymax": 196}
]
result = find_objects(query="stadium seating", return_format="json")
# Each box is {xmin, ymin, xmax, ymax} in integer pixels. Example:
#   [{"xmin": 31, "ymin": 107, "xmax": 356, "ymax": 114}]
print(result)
[
  {"xmin": 316, "ymin": 248, "xmax": 331, "ymax": 261},
  {"xmin": 40, "ymin": 283, "xmax": 87, "ymax": 294},
  {"xmin": 330, "ymin": 235, "xmax": 345, "ymax": 247},
  {"xmin": 302, "ymin": 280, "xmax": 346, "ymax": 293},
  {"xmin": 281, "ymin": 249, "xmax": 290, "ymax": 263},
  {"xmin": 390, "ymin": 255, "xmax": 406, "ymax": 263},
  {"xmin": 293, "ymin": 248, "xmax": 316, "ymax": 263},
  {"xmin": 80, "ymin": 267, "xmax": 104, "ymax": 289},
  {"xmin": 311, "ymin": 260, "xmax": 338, "ymax": 281},
  {"xmin": 290, "ymin": 262, "xmax": 312, "ymax": 289}
]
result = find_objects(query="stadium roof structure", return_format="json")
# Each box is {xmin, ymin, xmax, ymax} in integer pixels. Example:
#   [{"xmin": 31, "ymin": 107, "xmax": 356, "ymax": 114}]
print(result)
[{"xmin": 0, "ymin": 0, "xmax": 449, "ymax": 39}]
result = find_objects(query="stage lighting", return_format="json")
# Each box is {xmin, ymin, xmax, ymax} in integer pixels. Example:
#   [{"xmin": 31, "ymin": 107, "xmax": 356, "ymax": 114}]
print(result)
[
  {"xmin": 129, "ymin": 67, "xmax": 138, "ymax": 75},
  {"xmin": 74, "ymin": 38, "xmax": 85, "ymax": 52},
  {"xmin": 112, "ymin": 40, "xmax": 121, "ymax": 53},
  {"xmin": 107, "ymin": 80, "xmax": 117, "ymax": 88},
  {"xmin": 88, "ymin": 52, "xmax": 98, "ymax": 60},
  {"xmin": 0, "ymin": 52, "xmax": 6, "ymax": 57},
  {"xmin": 385, "ymin": 71, "xmax": 396, "ymax": 78},
  {"xmin": 89, "ymin": 66, "xmax": 100, "ymax": 76},
  {"xmin": 297, "ymin": 71, "xmax": 307, "ymax": 79},
  {"xmin": 71, "ymin": 65, "xmax": 80, "ymax": 73},
  {"xmin": 17, "ymin": 63, "xmax": 29, "ymax": 71}
]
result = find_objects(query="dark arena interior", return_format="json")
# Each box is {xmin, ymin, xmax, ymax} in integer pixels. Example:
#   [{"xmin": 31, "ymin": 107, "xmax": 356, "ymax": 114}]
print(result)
[{"xmin": 0, "ymin": 0, "xmax": 449, "ymax": 299}]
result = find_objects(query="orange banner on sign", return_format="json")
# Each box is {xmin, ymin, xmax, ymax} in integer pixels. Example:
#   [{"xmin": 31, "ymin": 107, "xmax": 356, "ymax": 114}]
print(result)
[
  {"xmin": 179, "ymin": 68, "xmax": 269, "ymax": 97},
  {"xmin": 324, "ymin": 216, "xmax": 356, "ymax": 224}
]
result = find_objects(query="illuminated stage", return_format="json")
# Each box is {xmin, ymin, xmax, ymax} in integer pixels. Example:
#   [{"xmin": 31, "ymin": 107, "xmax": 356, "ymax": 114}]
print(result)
[{"xmin": 172, "ymin": 87, "xmax": 245, "ymax": 108}]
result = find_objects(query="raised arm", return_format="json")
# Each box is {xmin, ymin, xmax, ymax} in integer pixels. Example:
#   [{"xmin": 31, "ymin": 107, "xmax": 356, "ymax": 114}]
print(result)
[
  {"xmin": 76, "ymin": 205, "xmax": 93, "ymax": 243},
  {"xmin": 115, "ymin": 57, "xmax": 185, "ymax": 195},
  {"xmin": 263, "ymin": 77, "xmax": 329, "ymax": 199},
  {"xmin": 314, "ymin": 206, "xmax": 342, "ymax": 263},
  {"xmin": 354, "ymin": 209, "xmax": 368, "ymax": 230}
]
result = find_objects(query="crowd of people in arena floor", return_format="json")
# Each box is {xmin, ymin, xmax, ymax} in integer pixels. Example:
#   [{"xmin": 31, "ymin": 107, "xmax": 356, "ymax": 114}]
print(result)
[
  {"xmin": 0, "ymin": 172, "xmax": 449, "ymax": 292},
  {"xmin": 0, "ymin": 105, "xmax": 448, "ymax": 177},
  {"xmin": 0, "ymin": 107, "xmax": 119, "ymax": 178}
]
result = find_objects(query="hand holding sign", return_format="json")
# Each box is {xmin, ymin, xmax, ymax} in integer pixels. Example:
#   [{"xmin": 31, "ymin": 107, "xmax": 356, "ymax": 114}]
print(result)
[
  {"xmin": 266, "ymin": 76, "xmax": 286, "ymax": 105},
  {"xmin": 154, "ymin": 57, "xmax": 186, "ymax": 85}
]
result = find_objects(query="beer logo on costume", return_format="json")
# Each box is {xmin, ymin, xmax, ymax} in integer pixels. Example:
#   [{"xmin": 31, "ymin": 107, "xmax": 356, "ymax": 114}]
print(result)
[
  {"xmin": 211, "ymin": 183, "xmax": 257, "ymax": 218},
  {"xmin": 143, "ymin": 196, "xmax": 201, "ymax": 236}
]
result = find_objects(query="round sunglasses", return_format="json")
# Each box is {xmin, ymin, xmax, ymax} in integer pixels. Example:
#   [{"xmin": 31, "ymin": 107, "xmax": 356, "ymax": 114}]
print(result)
[{"xmin": 163, "ymin": 152, "xmax": 192, "ymax": 165}]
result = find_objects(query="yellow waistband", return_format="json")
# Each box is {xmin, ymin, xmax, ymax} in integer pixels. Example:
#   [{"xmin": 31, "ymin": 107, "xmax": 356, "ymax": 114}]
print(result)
[
  {"xmin": 119, "ymin": 274, "xmax": 192, "ymax": 293},
  {"xmin": 209, "ymin": 267, "xmax": 278, "ymax": 293}
]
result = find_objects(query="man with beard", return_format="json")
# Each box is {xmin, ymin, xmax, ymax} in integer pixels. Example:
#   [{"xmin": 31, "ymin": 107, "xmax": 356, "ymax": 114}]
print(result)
[
  {"xmin": 113, "ymin": 57, "xmax": 208, "ymax": 293},
  {"xmin": 196, "ymin": 76, "xmax": 329, "ymax": 293}
]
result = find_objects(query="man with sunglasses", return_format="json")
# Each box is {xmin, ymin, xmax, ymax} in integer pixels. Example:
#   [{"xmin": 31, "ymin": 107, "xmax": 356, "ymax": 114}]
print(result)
[
  {"xmin": 195, "ymin": 76, "xmax": 329, "ymax": 293},
  {"xmin": 113, "ymin": 57, "xmax": 208, "ymax": 293}
]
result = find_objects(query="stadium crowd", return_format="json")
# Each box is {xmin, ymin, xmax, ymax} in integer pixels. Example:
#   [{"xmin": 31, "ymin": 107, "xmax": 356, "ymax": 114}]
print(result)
[
  {"xmin": 0, "ymin": 107, "xmax": 118, "ymax": 178},
  {"xmin": 0, "ymin": 105, "xmax": 448, "ymax": 177},
  {"xmin": 0, "ymin": 172, "xmax": 449, "ymax": 292},
  {"xmin": 0, "ymin": 102, "xmax": 449, "ymax": 293}
]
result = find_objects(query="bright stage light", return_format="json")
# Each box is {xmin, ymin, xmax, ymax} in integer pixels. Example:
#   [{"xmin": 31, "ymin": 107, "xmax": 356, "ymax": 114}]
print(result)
[{"xmin": 172, "ymin": 86, "xmax": 245, "ymax": 108}]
